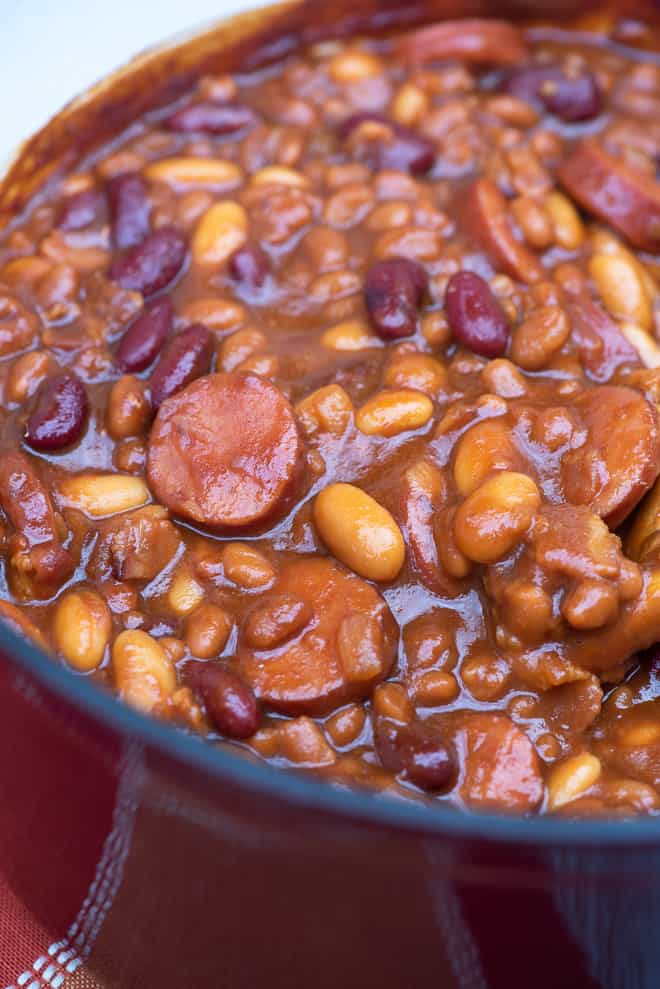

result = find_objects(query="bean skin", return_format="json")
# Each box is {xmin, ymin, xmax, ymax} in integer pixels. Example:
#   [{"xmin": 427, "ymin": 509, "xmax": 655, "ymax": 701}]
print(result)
[
  {"xmin": 165, "ymin": 102, "xmax": 257, "ymax": 135},
  {"xmin": 25, "ymin": 371, "xmax": 89, "ymax": 452},
  {"xmin": 117, "ymin": 297, "xmax": 174, "ymax": 373},
  {"xmin": 365, "ymin": 257, "xmax": 428, "ymax": 340},
  {"xmin": 186, "ymin": 662, "xmax": 259, "ymax": 739},
  {"xmin": 150, "ymin": 323, "xmax": 213, "ymax": 409},
  {"xmin": 108, "ymin": 172, "xmax": 152, "ymax": 250},
  {"xmin": 445, "ymin": 271, "xmax": 510, "ymax": 357},
  {"xmin": 109, "ymin": 227, "xmax": 188, "ymax": 297}
]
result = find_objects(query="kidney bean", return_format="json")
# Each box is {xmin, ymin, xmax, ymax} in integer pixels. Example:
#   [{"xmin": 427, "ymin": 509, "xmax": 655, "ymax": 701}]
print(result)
[
  {"xmin": 117, "ymin": 297, "xmax": 174, "ymax": 373},
  {"xmin": 150, "ymin": 323, "xmax": 213, "ymax": 409},
  {"xmin": 109, "ymin": 227, "xmax": 188, "ymax": 297},
  {"xmin": 107, "ymin": 172, "xmax": 152, "ymax": 250},
  {"xmin": 375, "ymin": 717, "xmax": 456, "ymax": 791},
  {"xmin": 445, "ymin": 271, "xmax": 510, "ymax": 358},
  {"xmin": 365, "ymin": 257, "xmax": 428, "ymax": 340},
  {"xmin": 186, "ymin": 662, "xmax": 259, "ymax": 739},
  {"xmin": 340, "ymin": 113, "xmax": 435, "ymax": 175},
  {"xmin": 502, "ymin": 65, "xmax": 601, "ymax": 123},
  {"xmin": 165, "ymin": 102, "xmax": 257, "ymax": 135},
  {"xmin": 57, "ymin": 188, "xmax": 107, "ymax": 231},
  {"xmin": 25, "ymin": 371, "xmax": 89, "ymax": 451},
  {"xmin": 228, "ymin": 244, "xmax": 271, "ymax": 295}
]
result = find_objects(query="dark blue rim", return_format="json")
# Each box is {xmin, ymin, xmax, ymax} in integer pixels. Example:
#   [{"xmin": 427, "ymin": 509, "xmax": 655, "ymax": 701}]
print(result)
[{"xmin": 4, "ymin": 618, "xmax": 660, "ymax": 846}]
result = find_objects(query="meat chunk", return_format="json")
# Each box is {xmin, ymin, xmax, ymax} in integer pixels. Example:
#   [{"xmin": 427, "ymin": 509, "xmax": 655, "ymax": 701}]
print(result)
[
  {"xmin": 397, "ymin": 19, "xmax": 528, "ymax": 66},
  {"xmin": 460, "ymin": 178, "xmax": 544, "ymax": 284},
  {"xmin": 89, "ymin": 505, "xmax": 181, "ymax": 582},
  {"xmin": 148, "ymin": 373, "xmax": 304, "ymax": 530},
  {"xmin": 0, "ymin": 451, "xmax": 74, "ymax": 599},
  {"xmin": 561, "ymin": 386, "xmax": 660, "ymax": 527},
  {"xmin": 236, "ymin": 557, "xmax": 398, "ymax": 715},
  {"xmin": 559, "ymin": 139, "xmax": 660, "ymax": 252}
]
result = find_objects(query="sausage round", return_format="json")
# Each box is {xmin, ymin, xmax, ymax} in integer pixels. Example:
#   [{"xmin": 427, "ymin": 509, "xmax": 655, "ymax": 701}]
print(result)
[
  {"xmin": 147, "ymin": 372, "xmax": 304, "ymax": 529},
  {"xmin": 236, "ymin": 557, "xmax": 398, "ymax": 715}
]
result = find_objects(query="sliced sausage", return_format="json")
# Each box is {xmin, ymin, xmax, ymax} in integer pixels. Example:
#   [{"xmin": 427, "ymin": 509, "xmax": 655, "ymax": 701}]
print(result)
[
  {"xmin": 397, "ymin": 19, "xmax": 528, "ymax": 66},
  {"xmin": 0, "ymin": 450, "xmax": 74, "ymax": 599},
  {"xmin": 460, "ymin": 178, "xmax": 544, "ymax": 284},
  {"xmin": 235, "ymin": 557, "xmax": 398, "ymax": 715},
  {"xmin": 558, "ymin": 140, "xmax": 660, "ymax": 252},
  {"xmin": 430, "ymin": 711, "xmax": 543, "ymax": 813},
  {"xmin": 147, "ymin": 372, "xmax": 304, "ymax": 530},
  {"xmin": 561, "ymin": 386, "xmax": 660, "ymax": 528},
  {"xmin": 567, "ymin": 296, "xmax": 640, "ymax": 383}
]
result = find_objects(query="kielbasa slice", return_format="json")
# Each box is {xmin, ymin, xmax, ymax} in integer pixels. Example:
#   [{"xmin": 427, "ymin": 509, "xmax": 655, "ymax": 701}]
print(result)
[
  {"xmin": 236, "ymin": 557, "xmax": 398, "ymax": 715},
  {"xmin": 461, "ymin": 178, "xmax": 545, "ymax": 284},
  {"xmin": 0, "ymin": 450, "xmax": 74, "ymax": 599},
  {"xmin": 430, "ymin": 711, "xmax": 543, "ymax": 813},
  {"xmin": 397, "ymin": 19, "xmax": 528, "ymax": 66},
  {"xmin": 147, "ymin": 373, "xmax": 304, "ymax": 530},
  {"xmin": 561, "ymin": 386, "xmax": 660, "ymax": 528},
  {"xmin": 558, "ymin": 140, "xmax": 660, "ymax": 252}
]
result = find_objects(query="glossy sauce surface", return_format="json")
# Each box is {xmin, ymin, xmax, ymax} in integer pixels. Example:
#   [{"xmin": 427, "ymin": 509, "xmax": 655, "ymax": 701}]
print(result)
[{"xmin": 1, "ymin": 7, "xmax": 660, "ymax": 816}]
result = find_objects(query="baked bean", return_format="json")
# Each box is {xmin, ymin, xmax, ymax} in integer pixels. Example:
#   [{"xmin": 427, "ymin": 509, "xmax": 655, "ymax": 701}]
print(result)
[
  {"xmin": 461, "ymin": 652, "xmax": 510, "ymax": 701},
  {"xmin": 25, "ymin": 371, "xmax": 89, "ymax": 451},
  {"xmin": 510, "ymin": 306, "xmax": 570, "ymax": 371},
  {"xmin": 110, "ymin": 227, "xmax": 187, "ymax": 296},
  {"xmin": 445, "ymin": 272, "xmax": 510, "ymax": 358},
  {"xmin": 117, "ymin": 297, "xmax": 173, "ymax": 373},
  {"xmin": 57, "ymin": 473, "xmax": 150, "ymax": 517},
  {"xmin": 7, "ymin": 351, "xmax": 54, "ymax": 405},
  {"xmin": 150, "ymin": 323, "xmax": 213, "ymax": 409},
  {"xmin": 589, "ymin": 253, "xmax": 653, "ymax": 332},
  {"xmin": 453, "ymin": 418, "xmax": 522, "ymax": 496},
  {"xmin": 112, "ymin": 629, "xmax": 176, "ymax": 713},
  {"xmin": 219, "ymin": 327, "xmax": 267, "ymax": 371},
  {"xmin": 192, "ymin": 201, "xmax": 248, "ymax": 267},
  {"xmin": 502, "ymin": 64, "xmax": 601, "ymax": 122},
  {"xmin": 167, "ymin": 571, "xmax": 205, "ymax": 616},
  {"xmin": 325, "ymin": 704, "xmax": 367, "ymax": 747},
  {"xmin": 374, "ymin": 717, "xmax": 456, "ymax": 791},
  {"xmin": 228, "ymin": 244, "xmax": 271, "ymax": 294},
  {"xmin": 544, "ymin": 191, "xmax": 585, "ymax": 251},
  {"xmin": 391, "ymin": 83, "xmax": 429, "ymax": 127},
  {"xmin": 561, "ymin": 579, "xmax": 619, "ymax": 630},
  {"xmin": 314, "ymin": 483, "xmax": 405, "ymax": 582},
  {"xmin": 146, "ymin": 157, "xmax": 243, "ymax": 190},
  {"xmin": 58, "ymin": 187, "xmax": 107, "ymax": 231},
  {"xmin": 54, "ymin": 589, "xmax": 111, "ymax": 671},
  {"xmin": 454, "ymin": 472, "xmax": 541, "ymax": 564},
  {"xmin": 372, "ymin": 682, "xmax": 413, "ymax": 722},
  {"xmin": 365, "ymin": 257, "xmax": 427, "ymax": 340},
  {"xmin": 108, "ymin": 172, "xmax": 151, "ymax": 250},
  {"xmin": 355, "ymin": 389, "xmax": 433, "ymax": 437},
  {"xmin": 185, "ymin": 604, "xmax": 233, "ymax": 658},
  {"xmin": 245, "ymin": 594, "xmax": 311, "ymax": 649},
  {"xmin": 510, "ymin": 195, "xmax": 553, "ymax": 249},
  {"xmin": 107, "ymin": 375, "xmax": 150, "ymax": 439},
  {"xmin": 223, "ymin": 543, "xmax": 276, "ymax": 589},
  {"xmin": 547, "ymin": 753, "xmax": 602, "ymax": 812},
  {"xmin": 186, "ymin": 663, "xmax": 258, "ymax": 739},
  {"xmin": 413, "ymin": 670, "xmax": 459, "ymax": 706},
  {"xmin": 166, "ymin": 102, "xmax": 256, "ymax": 135},
  {"xmin": 321, "ymin": 319, "xmax": 382, "ymax": 351},
  {"xmin": 340, "ymin": 114, "xmax": 435, "ymax": 176},
  {"xmin": 383, "ymin": 353, "xmax": 447, "ymax": 397}
]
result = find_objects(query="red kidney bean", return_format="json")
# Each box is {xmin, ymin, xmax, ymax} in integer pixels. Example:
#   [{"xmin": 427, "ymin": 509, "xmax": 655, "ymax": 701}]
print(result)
[
  {"xmin": 375, "ymin": 717, "xmax": 456, "ymax": 791},
  {"xmin": 228, "ymin": 245, "xmax": 271, "ymax": 295},
  {"xmin": 186, "ymin": 662, "xmax": 259, "ymax": 739},
  {"xmin": 445, "ymin": 271, "xmax": 510, "ymax": 357},
  {"xmin": 107, "ymin": 172, "xmax": 152, "ymax": 250},
  {"xmin": 25, "ymin": 371, "xmax": 89, "ymax": 451},
  {"xmin": 109, "ymin": 227, "xmax": 188, "ymax": 297},
  {"xmin": 501, "ymin": 65, "xmax": 601, "ymax": 122},
  {"xmin": 117, "ymin": 297, "xmax": 174, "ymax": 373},
  {"xmin": 365, "ymin": 257, "xmax": 428, "ymax": 340},
  {"xmin": 150, "ymin": 323, "xmax": 213, "ymax": 409},
  {"xmin": 340, "ymin": 113, "xmax": 435, "ymax": 175},
  {"xmin": 165, "ymin": 102, "xmax": 257, "ymax": 135},
  {"xmin": 57, "ymin": 188, "xmax": 107, "ymax": 231}
]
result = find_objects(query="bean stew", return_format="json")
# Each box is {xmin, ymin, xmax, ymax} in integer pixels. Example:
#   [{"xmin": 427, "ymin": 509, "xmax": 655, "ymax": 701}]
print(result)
[{"xmin": 2, "ymin": 4, "xmax": 660, "ymax": 817}]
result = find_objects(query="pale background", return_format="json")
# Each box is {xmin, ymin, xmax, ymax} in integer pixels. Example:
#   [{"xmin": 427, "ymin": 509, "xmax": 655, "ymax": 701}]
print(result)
[{"xmin": 2, "ymin": 0, "xmax": 267, "ymax": 156}]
